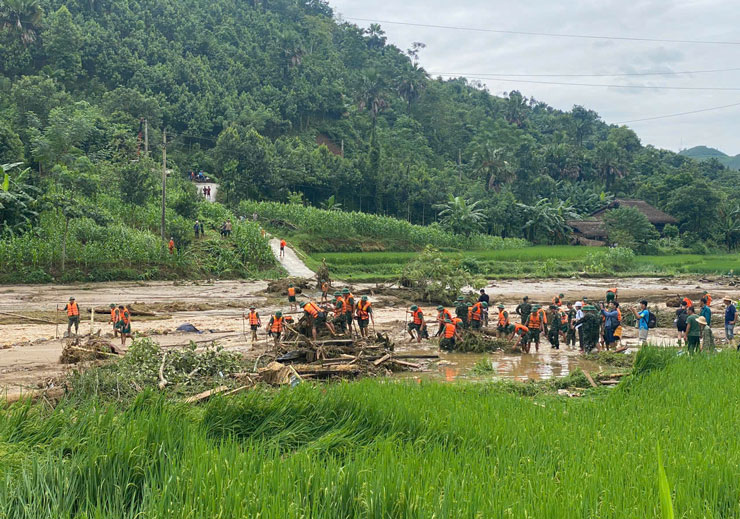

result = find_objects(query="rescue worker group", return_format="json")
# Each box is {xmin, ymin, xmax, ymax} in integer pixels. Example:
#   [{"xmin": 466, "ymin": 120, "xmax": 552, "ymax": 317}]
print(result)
[{"xmin": 62, "ymin": 285, "xmax": 721, "ymax": 354}]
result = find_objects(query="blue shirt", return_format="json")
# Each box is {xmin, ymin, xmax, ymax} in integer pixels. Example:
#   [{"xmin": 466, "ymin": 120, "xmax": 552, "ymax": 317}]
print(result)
[
  {"xmin": 638, "ymin": 309, "xmax": 649, "ymax": 330},
  {"xmin": 725, "ymin": 304, "xmax": 736, "ymax": 325},
  {"xmin": 601, "ymin": 309, "xmax": 620, "ymax": 329},
  {"xmin": 699, "ymin": 305, "xmax": 711, "ymax": 327}
]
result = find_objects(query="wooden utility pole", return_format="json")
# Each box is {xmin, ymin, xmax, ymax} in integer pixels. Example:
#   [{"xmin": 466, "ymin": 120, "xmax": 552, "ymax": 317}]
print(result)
[
  {"xmin": 144, "ymin": 119, "xmax": 149, "ymax": 155},
  {"xmin": 161, "ymin": 130, "xmax": 167, "ymax": 243}
]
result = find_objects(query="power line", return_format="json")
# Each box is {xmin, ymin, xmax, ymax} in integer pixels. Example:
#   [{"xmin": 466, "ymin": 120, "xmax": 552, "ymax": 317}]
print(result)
[
  {"xmin": 615, "ymin": 102, "xmax": 740, "ymax": 124},
  {"xmin": 439, "ymin": 74, "xmax": 740, "ymax": 91},
  {"xmin": 429, "ymin": 67, "xmax": 740, "ymax": 78},
  {"xmin": 346, "ymin": 17, "xmax": 740, "ymax": 46}
]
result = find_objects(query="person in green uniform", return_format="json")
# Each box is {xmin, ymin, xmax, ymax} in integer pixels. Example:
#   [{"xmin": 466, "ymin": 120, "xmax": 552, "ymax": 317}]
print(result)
[
  {"xmin": 547, "ymin": 305, "xmax": 561, "ymax": 350},
  {"xmin": 575, "ymin": 305, "xmax": 601, "ymax": 354},
  {"xmin": 516, "ymin": 296, "xmax": 532, "ymax": 327},
  {"xmin": 565, "ymin": 302, "xmax": 577, "ymax": 348},
  {"xmin": 685, "ymin": 306, "xmax": 701, "ymax": 354},
  {"xmin": 454, "ymin": 296, "xmax": 468, "ymax": 329}
]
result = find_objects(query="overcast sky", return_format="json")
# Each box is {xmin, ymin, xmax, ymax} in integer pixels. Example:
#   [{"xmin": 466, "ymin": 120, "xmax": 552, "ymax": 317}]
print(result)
[{"xmin": 329, "ymin": 0, "xmax": 740, "ymax": 155}]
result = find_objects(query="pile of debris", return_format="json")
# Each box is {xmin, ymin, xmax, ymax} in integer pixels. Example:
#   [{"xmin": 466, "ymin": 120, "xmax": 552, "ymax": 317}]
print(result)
[
  {"xmin": 60, "ymin": 336, "xmax": 118, "ymax": 364},
  {"xmin": 255, "ymin": 316, "xmax": 435, "ymax": 384},
  {"xmin": 263, "ymin": 277, "xmax": 310, "ymax": 295},
  {"xmin": 453, "ymin": 329, "xmax": 518, "ymax": 354}
]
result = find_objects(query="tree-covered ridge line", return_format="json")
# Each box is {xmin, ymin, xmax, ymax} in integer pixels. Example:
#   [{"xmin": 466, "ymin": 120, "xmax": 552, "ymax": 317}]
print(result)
[{"xmin": 1, "ymin": 0, "xmax": 740, "ymax": 255}]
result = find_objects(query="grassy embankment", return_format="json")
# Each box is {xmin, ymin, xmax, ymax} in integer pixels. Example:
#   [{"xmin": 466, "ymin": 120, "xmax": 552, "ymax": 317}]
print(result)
[
  {"xmin": 310, "ymin": 247, "xmax": 740, "ymax": 282},
  {"xmin": 1, "ymin": 348, "xmax": 738, "ymax": 517}
]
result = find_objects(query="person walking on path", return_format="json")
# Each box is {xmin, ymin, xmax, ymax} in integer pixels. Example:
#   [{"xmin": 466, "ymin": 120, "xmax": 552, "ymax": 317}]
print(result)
[
  {"xmin": 630, "ymin": 300, "xmax": 650, "ymax": 345},
  {"xmin": 685, "ymin": 306, "xmax": 701, "ymax": 354},
  {"xmin": 64, "ymin": 297, "xmax": 80, "ymax": 337},
  {"xmin": 675, "ymin": 301, "xmax": 688, "ymax": 347},
  {"xmin": 279, "ymin": 239, "xmax": 286, "ymax": 259},
  {"xmin": 724, "ymin": 296, "xmax": 736, "ymax": 344},
  {"xmin": 546, "ymin": 305, "xmax": 561, "ymax": 350},
  {"xmin": 244, "ymin": 306, "xmax": 261, "ymax": 343},
  {"xmin": 698, "ymin": 297, "xmax": 712, "ymax": 328},
  {"xmin": 525, "ymin": 305, "xmax": 545, "ymax": 353}
]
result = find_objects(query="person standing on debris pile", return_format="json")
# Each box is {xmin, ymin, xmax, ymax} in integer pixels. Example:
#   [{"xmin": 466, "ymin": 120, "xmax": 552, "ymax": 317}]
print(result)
[
  {"xmin": 356, "ymin": 296, "xmax": 374, "ymax": 338},
  {"xmin": 546, "ymin": 305, "xmax": 561, "ymax": 350},
  {"xmin": 302, "ymin": 300, "xmax": 335, "ymax": 341},
  {"xmin": 117, "ymin": 305, "xmax": 131, "ymax": 348},
  {"xmin": 516, "ymin": 296, "xmax": 532, "ymax": 327},
  {"xmin": 698, "ymin": 297, "xmax": 712, "ymax": 328},
  {"xmin": 470, "ymin": 301, "xmax": 486, "ymax": 330},
  {"xmin": 575, "ymin": 305, "xmax": 601, "ymax": 353},
  {"xmin": 287, "ymin": 284, "xmax": 297, "ymax": 312},
  {"xmin": 439, "ymin": 318, "xmax": 461, "ymax": 352},
  {"xmin": 407, "ymin": 305, "xmax": 426, "ymax": 343},
  {"xmin": 332, "ymin": 292, "xmax": 347, "ymax": 333},
  {"xmin": 724, "ymin": 296, "xmax": 736, "ymax": 344},
  {"xmin": 478, "ymin": 289, "xmax": 490, "ymax": 326},
  {"xmin": 268, "ymin": 311, "xmax": 284, "ymax": 346},
  {"xmin": 64, "ymin": 297, "xmax": 80, "ymax": 337},
  {"xmin": 600, "ymin": 301, "xmax": 620, "ymax": 351},
  {"xmin": 675, "ymin": 301, "xmax": 689, "ymax": 347},
  {"xmin": 508, "ymin": 323, "xmax": 530, "ymax": 352},
  {"xmin": 496, "ymin": 304, "xmax": 510, "ymax": 335},
  {"xmin": 342, "ymin": 288, "xmax": 356, "ymax": 336},
  {"xmin": 110, "ymin": 304, "xmax": 120, "ymax": 338},
  {"xmin": 436, "ymin": 306, "xmax": 453, "ymax": 336},
  {"xmin": 244, "ymin": 306, "xmax": 261, "ymax": 343},
  {"xmin": 525, "ymin": 305, "xmax": 546, "ymax": 353},
  {"xmin": 454, "ymin": 296, "xmax": 468, "ymax": 329}
]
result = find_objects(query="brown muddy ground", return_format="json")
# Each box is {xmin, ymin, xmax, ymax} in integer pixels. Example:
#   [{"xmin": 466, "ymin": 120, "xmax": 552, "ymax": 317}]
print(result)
[{"xmin": 1, "ymin": 276, "xmax": 736, "ymax": 397}]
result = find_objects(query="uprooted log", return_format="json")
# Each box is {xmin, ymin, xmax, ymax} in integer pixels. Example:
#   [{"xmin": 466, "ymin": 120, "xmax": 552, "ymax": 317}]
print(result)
[
  {"xmin": 92, "ymin": 305, "xmax": 157, "ymax": 317},
  {"xmin": 60, "ymin": 337, "xmax": 118, "ymax": 364}
]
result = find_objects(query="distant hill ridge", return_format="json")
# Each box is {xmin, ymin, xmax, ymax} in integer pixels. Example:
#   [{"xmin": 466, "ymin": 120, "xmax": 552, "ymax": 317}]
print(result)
[{"xmin": 680, "ymin": 146, "xmax": 740, "ymax": 170}]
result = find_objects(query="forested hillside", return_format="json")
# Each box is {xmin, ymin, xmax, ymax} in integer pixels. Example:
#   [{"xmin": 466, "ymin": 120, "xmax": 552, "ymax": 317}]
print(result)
[
  {"xmin": 680, "ymin": 146, "xmax": 740, "ymax": 171},
  {"xmin": 2, "ymin": 0, "xmax": 740, "ymax": 282}
]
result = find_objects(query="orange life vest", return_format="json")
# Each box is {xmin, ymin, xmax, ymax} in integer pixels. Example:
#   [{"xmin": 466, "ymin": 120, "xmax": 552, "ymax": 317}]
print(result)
[
  {"xmin": 514, "ymin": 323, "xmax": 529, "ymax": 335},
  {"xmin": 168, "ymin": 240, "xmax": 174, "ymax": 250},
  {"xmin": 334, "ymin": 297, "xmax": 346, "ymax": 315},
  {"xmin": 288, "ymin": 287, "xmax": 296, "ymax": 297},
  {"xmin": 270, "ymin": 316, "xmax": 284, "ymax": 333},
  {"xmin": 527, "ymin": 312, "xmax": 541, "ymax": 330},
  {"xmin": 248, "ymin": 311, "xmax": 260, "ymax": 325},
  {"xmin": 498, "ymin": 309, "xmax": 509, "ymax": 327},
  {"xmin": 357, "ymin": 301, "xmax": 371, "ymax": 320},
  {"xmin": 110, "ymin": 308, "xmax": 119, "ymax": 322},
  {"xmin": 412, "ymin": 309, "xmax": 423, "ymax": 325},
  {"xmin": 443, "ymin": 322, "xmax": 457, "ymax": 339},
  {"xmin": 67, "ymin": 302, "xmax": 79, "ymax": 317},
  {"xmin": 705, "ymin": 294, "xmax": 712, "ymax": 306},
  {"xmin": 683, "ymin": 297, "xmax": 693, "ymax": 308},
  {"xmin": 437, "ymin": 309, "xmax": 452, "ymax": 322},
  {"xmin": 280, "ymin": 240, "xmax": 286, "ymax": 247},
  {"xmin": 343, "ymin": 294, "xmax": 354, "ymax": 314},
  {"xmin": 452, "ymin": 317, "xmax": 463, "ymax": 327},
  {"xmin": 560, "ymin": 312, "xmax": 569, "ymax": 325},
  {"xmin": 120, "ymin": 308, "xmax": 130, "ymax": 325},
  {"xmin": 471, "ymin": 302, "xmax": 483, "ymax": 321},
  {"xmin": 303, "ymin": 302, "xmax": 320, "ymax": 318},
  {"xmin": 552, "ymin": 296, "xmax": 561, "ymax": 306}
]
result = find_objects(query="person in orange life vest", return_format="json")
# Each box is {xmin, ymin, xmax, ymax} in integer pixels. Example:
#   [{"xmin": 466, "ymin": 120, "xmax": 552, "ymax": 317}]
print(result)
[
  {"xmin": 436, "ymin": 305, "xmax": 453, "ymax": 337},
  {"xmin": 243, "ymin": 305, "xmax": 262, "ymax": 343},
  {"xmin": 507, "ymin": 323, "xmax": 530, "ymax": 351},
  {"xmin": 287, "ymin": 283, "xmax": 298, "ymax": 312},
  {"xmin": 342, "ymin": 288, "xmax": 356, "ymax": 335},
  {"xmin": 110, "ymin": 304, "xmax": 121, "ymax": 338},
  {"xmin": 703, "ymin": 291, "xmax": 712, "ymax": 306},
  {"xmin": 682, "ymin": 295, "xmax": 693, "ymax": 309},
  {"xmin": 356, "ymin": 296, "xmax": 374, "ymax": 338},
  {"xmin": 407, "ymin": 305, "xmax": 426, "ymax": 343},
  {"xmin": 526, "ymin": 305, "xmax": 548, "ymax": 353},
  {"xmin": 496, "ymin": 303, "xmax": 510, "ymax": 334},
  {"xmin": 303, "ymin": 300, "xmax": 335, "ymax": 341},
  {"xmin": 64, "ymin": 296, "xmax": 80, "ymax": 337},
  {"xmin": 552, "ymin": 294, "xmax": 564, "ymax": 307},
  {"xmin": 279, "ymin": 238, "xmax": 287, "ymax": 258},
  {"xmin": 168, "ymin": 237, "xmax": 175, "ymax": 254},
  {"xmin": 470, "ymin": 301, "xmax": 487, "ymax": 330},
  {"xmin": 267, "ymin": 311, "xmax": 285, "ymax": 346},
  {"xmin": 606, "ymin": 288, "xmax": 618, "ymax": 304},
  {"xmin": 439, "ymin": 318, "xmax": 462, "ymax": 351},
  {"xmin": 117, "ymin": 305, "xmax": 132, "ymax": 348},
  {"xmin": 332, "ymin": 291, "xmax": 348, "ymax": 333}
]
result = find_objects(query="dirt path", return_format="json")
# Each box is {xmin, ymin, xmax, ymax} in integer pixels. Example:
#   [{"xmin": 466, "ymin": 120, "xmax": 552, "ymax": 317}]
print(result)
[
  {"xmin": 0, "ymin": 275, "xmax": 736, "ymax": 397},
  {"xmin": 270, "ymin": 239, "xmax": 314, "ymax": 278},
  {"xmin": 197, "ymin": 182, "xmax": 219, "ymax": 202}
]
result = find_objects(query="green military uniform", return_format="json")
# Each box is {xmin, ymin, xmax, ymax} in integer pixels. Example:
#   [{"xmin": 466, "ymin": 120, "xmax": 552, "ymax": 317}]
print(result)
[
  {"xmin": 516, "ymin": 300, "xmax": 532, "ymax": 327},
  {"xmin": 547, "ymin": 307, "xmax": 560, "ymax": 350},
  {"xmin": 454, "ymin": 296, "xmax": 468, "ymax": 328},
  {"xmin": 565, "ymin": 308, "xmax": 576, "ymax": 347},
  {"xmin": 575, "ymin": 306, "xmax": 601, "ymax": 353}
]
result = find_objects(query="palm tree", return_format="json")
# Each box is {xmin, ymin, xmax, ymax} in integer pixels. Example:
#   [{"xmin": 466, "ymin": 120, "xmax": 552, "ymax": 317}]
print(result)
[
  {"xmin": 516, "ymin": 198, "xmax": 577, "ymax": 244},
  {"xmin": 365, "ymin": 23, "xmax": 386, "ymax": 49},
  {"xmin": 594, "ymin": 141, "xmax": 625, "ymax": 189},
  {"xmin": 504, "ymin": 90, "xmax": 528, "ymax": 127},
  {"xmin": 471, "ymin": 143, "xmax": 513, "ymax": 192},
  {"xmin": 398, "ymin": 63, "xmax": 427, "ymax": 113},
  {"xmin": 434, "ymin": 195, "xmax": 486, "ymax": 236},
  {"xmin": 0, "ymin": 0, "xmax": 43, "ymax": 45},
  {"xmin": 358, "ymin": 70, "xmax": 388, "ymax": 130}
]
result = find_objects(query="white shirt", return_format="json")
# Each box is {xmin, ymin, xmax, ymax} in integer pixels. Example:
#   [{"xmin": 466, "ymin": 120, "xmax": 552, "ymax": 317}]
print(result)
[{"xmin": 575, "ymin": 309, "xmax": 584, "ymax": 329}]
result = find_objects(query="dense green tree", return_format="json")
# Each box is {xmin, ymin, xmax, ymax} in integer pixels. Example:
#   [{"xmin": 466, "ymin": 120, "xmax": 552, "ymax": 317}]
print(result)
[
  {"xmin": 434, "ymin": 195, "xmax": 486, "ymax": 236},
  {"xmin": 602, "ymin": 206, "xmax": 659, "ymax": 252}
]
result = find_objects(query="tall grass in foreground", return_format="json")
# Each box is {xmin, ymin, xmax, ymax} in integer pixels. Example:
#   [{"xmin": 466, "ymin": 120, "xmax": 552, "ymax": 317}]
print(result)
[{"xmin": 2, "ymin": 350, "xmax": 740, "ymax": 517}]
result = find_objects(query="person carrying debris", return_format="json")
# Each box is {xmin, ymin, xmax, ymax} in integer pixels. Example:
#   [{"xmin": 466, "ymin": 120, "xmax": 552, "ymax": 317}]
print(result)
[
  {"xmin": 407, "ymin": 305, "xmax": 426, "ymax": 343},
  {"xmin": 525, "ymin": 305, "xmax": 546, "ymax": 353},
  {"xmin": 470, "ymin": 301, "xmax": 486, "ymax": 330},
  {"xmin": 356, "ymin": 296, "xmax": 374, "ymax": 338},
  {"xmin": 288, "ymin": 284, "xmax": 297, "ymax": 312},
  {"xmin": 436, "ymin": 306, "xmax": 453, "ymax": 336},
  {"xmin": 268, "ymin": 311, "xmax": 284, "ymax": 346},
  {"xmin": 724, "ymin": 296, "xmax": 736, "ymax": 344},
  {"xmin": 302, "ymin": 300, "xmax": 335, "ymax": 341},
  {"xmin": 575, "ymin": 305, "xmax": 600, "ymax": 354},
  {"xmin": 507, "ymin": 323, "xmax": 530, "ymax": 352},
  {"xmin": 117, "ymin": 305, "xmax": 131, "ymax": 348},
  {"xmin": 547, "ymin": 305, "xmax": 561, "ymax": 350},
  {"xmin": 439, "ymin": 318, "xmax": 461, "ymax": 352},
  {"xmin": 496, "ymin": 304, "xmax": 510, "ymax": 335},
  {"xmin": 279, "ymin": 239, "xmax": 287, "ymax": 259},
  {"xmin": 454, "ymin": 296, "xmax": 468, "ymax": 329},
  {"xmin": 675, "ymin": 300, "xmax": 689, "ymax": 347},
  {"xmin": 110, "ymin": 304, "xmax": 120, "ymax": 338},
  {"xmin": 64, "ymin": 297, "xmax": 80, "ymax": 337},
  {"xmin": 244, "ymin": 306, "xmax": 261, "ymax": 343},
  {"xmin": 516, "ymin": 296, "xmax": 531, "ymax": 327}
]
